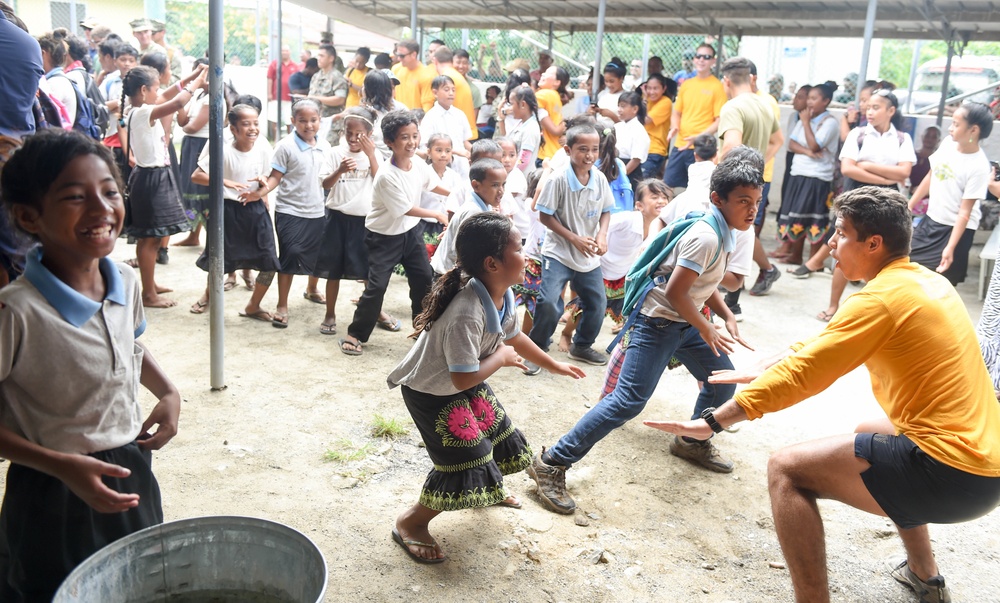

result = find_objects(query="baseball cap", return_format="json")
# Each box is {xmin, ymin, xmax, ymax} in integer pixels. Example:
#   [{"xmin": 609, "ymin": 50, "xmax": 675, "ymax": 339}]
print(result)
[
  {"xmin": 380, "ymin": 68, "xmax": 400, "ymax": 85},
  {"xmin": 80, "ymin": 17, "xmax": 100, "ymax": 30},
  {"xmin": 129, "ymin": 18, "xmax": 154, "ymax": 32},
  {"xmin": 503, "ymin": 58, "xmax": 530, "ymax": 73}
]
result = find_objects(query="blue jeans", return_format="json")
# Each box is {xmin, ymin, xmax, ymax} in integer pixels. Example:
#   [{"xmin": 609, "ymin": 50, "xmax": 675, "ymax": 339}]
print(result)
[
  {"xmin": 529, "ymin": 256, "xmax": 606, "ymax": 351},
  {"xmin": 663, "ymin": 147, "xmax": 696, "ymax": 188},
  {"xmin": 641, "ymin": 153, "xmax": 666, "ymax": 179},
  {"xmin": 547, "ymin": 314, "xmax": 736, "ymax": 466}
]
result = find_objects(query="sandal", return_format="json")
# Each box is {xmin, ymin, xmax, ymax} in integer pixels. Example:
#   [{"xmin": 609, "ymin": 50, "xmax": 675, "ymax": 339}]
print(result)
[
  {"xmin": 272, "ymin": 312, "xmax": 289, "ymax": 329},
  {"xmin": 497, "ymin": 495, "xmax": 522, "ymax": 509},
  {"xmin": 223, "ymin": 277, "xmax": 237, "ymax": 291},
  {"xmin": 376, "ymin": 316, "xmax": 402, "ymax": 332},
  {"xmin": 391, "ymin": 528, "xmax": 445, "ymax": 564},
  {"xmin": 319, "ymin": 322, "xmax": 337, "ymax": 335},
  {"xmin": 816, "ymin": 310, "xmax": 834, "ymax": 323},
  {"xmin": 239, "ymin": 309, "xmax": 273, "ymax": 323},
  {"xmin": 787, "ymin": 265, "xmax": 816, "ymax": 279},
  {"xmin": 339, "ymin": 338, "xmax": 363, "ymax": 356},
  {"xmin": 303, "ymin": 291, "xmax": 326, "ymax": 304},
  {"xmin": 189, "ymin": 300, "xmax": 208, "ymax": 314}
]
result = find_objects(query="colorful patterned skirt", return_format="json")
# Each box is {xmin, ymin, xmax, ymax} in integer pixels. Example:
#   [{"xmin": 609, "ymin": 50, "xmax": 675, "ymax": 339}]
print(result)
[
  {"xmin": 777, "ymin": 174, "xmax": 833, "ymax": 243},
  {"xmin": 400, "ymin": 382, "xmax": 532, "ymax": 512},
  {"xmin": 565, "ymin": 276, "xmax": 627, "ymax": 326},
  {"xmin": 513, "ymin": 258, "xmax": 542, "ymax": 318}
]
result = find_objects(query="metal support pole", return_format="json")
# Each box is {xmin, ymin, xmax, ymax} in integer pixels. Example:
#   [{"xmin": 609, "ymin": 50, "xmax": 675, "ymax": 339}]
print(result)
[
  {"xmin": 276, "ymin": 0, "xmax": 283, "ymax": 138},
  {"xmin": 904, "ymin": 40, "xmax": 923, "ymax": 113},
  {"xmin": 419, "ymin": 20, "xmax": 424, "ymax": 53},
  {"xmin": 591, "ymin": 0, "xmax": 607, "ymax": 101},
  {"xmin": 640, "ymin": 34, "xmax": 650, "ymax": 82},
  {"xmin": 254, "ymin": 0, "xmax": 260, "ymax": 66},
  {"xmin": 69, "ymin": 0, "xmax": 77, "ymax": 34},
  {"xmin": 936, "ymin": 40, "xmax": 955, "ymax": 128},
  {"xmin": 548, "ymin": 22, "xmax": 554, "ymax": 51},
  {"xmin": 208, "ymin": 0, "xmax": 225, "ymax": 390},
  {"xmin": 716, "ymin": 27, "xmax": 724, "ymax": 76},
  {"xmin": 326, "ymin": 16, "xmax": 333, "ymax": 45},
  {"xmin": 856, "ymin": 0, "xmax": 878, "ymax": 109},
  {"xmin": 461, "ymin": 29, "xmax": 469, "ymax": 50},
  {"xmin": 410, "ymin": 0, "xmax": 417, "ymax": 39}
]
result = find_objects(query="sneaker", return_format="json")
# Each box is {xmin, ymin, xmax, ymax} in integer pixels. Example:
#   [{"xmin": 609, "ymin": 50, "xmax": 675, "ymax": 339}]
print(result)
[
  {"xmin": 749, "ymin": 266, "xmax": 781, "ymax": 296},
  {"xmin": 156, "ymin": 247, "xmax": 169, "ymax": 265},
  {"xmin": 890, "ymin": 559, "xmax": 952, "ymax": 603},
  {"xmin": 525, "ymin": 448, "xmax": 576, "ymax": 514},
  {"xmin": 669, "ymin": 436, "xmax": 734, "ymax": 473},
  {"xmin": 788, "ymin": 264, "xmax": 815, "ymax": 279},
  {"xmin": 522, "ymin": 360, "xmax": 542, "ymax": 376},
  {"xmin": 569, "ymin": 345, "xmax": 608, "ymax": 366},
  {"xmin": 729, "ymin": 303, "xmax": 743, "ymax": 323}
]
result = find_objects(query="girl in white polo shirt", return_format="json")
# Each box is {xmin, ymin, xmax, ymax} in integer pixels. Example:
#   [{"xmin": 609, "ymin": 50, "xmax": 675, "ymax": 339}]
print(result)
[
  {"xmin": 0, "ymin": 130, "xmax": 181, "ymax": 600},
  {"xmin": 614, "ymin": 91, "xmax": 651, "ymax": 192}
]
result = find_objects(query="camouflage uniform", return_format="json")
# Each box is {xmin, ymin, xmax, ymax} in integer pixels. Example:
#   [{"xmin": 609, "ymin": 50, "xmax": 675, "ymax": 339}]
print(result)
[{"xmin": 308, "ymin": 67, "xmax": 349, "ymax": 146}]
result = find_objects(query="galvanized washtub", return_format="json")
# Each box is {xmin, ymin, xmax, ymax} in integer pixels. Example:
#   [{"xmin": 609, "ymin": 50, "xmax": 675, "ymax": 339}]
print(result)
[{"xmin": 54, "ymin": 516, "xmax": 327, "ymax": 603}]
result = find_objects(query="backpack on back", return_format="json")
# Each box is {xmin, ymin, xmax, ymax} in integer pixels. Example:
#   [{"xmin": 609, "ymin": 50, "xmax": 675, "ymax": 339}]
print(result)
[
  {"xmin": 69, "ymin": 67, "xmax": 111, "ymax": 136},
  {"xmin": 50, "ymin": 73, "xmax": 103, "ymax": 139}
]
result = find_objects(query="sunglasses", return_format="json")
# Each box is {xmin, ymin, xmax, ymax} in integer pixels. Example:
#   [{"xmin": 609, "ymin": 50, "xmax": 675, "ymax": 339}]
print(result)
[
  {"xmin": 395, "ymin": 51, "xmax": 410, "ymax": 58},
  {"xmin": 694, "ymin": 53, "xmax": 715, "ymax": 60}
]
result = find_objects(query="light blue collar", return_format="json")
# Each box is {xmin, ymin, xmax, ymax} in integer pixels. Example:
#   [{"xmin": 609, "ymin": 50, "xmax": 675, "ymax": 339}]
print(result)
[
  {"xmin": 566, "ymin": 166, "xmax": 600, "ymax": 192},
  {"xmin": 469, "ymin": 192, "xmax": 489, "ymax": 212},
  {"xmin": 708, "ymin": 204, "xmax": 736, "ymax": 253},
  {"xmin": 468, "ymin": 277, "xmax": 515, "ymax": 334},
  {"xmin": 46, "ymin": 67, "xmax": 65, "ymax": 78},
  {"xmin": 23, "ymin": 247, "xmax": 126, "ymax": 327},
  {"xmin": 292, "ymin": 131, "xmax": 317, "ymax": 151},
  {"xmin": 809, "ymin": 110, "xmax": 831, "ymax": 126}
]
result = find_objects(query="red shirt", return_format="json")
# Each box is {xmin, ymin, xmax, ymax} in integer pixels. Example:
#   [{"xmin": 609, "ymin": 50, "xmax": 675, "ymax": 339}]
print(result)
[{"xmin": 267, "ymin": 59, "xmax": 300, "ymax": 101}]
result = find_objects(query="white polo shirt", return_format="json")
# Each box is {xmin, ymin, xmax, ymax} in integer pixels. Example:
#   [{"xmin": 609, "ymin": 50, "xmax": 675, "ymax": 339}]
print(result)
[
  {"xmin": 614, "ymin": 116, "xmax": 650, "ymax": 163},
  {"xmin": 0, "ymin": 250, "xmax": 146, "ymax": 454},
  {"xmin": 601, "ymin": 211, "xmax": 645, "ymax": 280},
  {"xmin": 840, "ymin": 124, "xmax": 916, "ymax": 168},
  {"xmin": 536, "ymin": 166, "xmax": 615, "ymax": 272}
]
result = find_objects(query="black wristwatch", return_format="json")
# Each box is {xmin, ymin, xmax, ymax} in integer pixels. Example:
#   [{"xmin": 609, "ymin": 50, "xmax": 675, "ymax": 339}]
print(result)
[{"xmin": 700, "ymin": 407, "xmax": 724, "ymax": 434}]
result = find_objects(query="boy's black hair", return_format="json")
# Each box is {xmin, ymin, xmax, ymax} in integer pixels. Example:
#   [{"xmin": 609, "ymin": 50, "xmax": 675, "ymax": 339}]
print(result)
[
  {"xmin": 720, "ymin": 56, "xmax": 753, "ymax": 86},
  {"xmin": 431, "ymin": 75, "xmax": 455, "ymax": 91},
  {"xmin": 709, "ymin": 145, "xmax": 764, "ymax": 200},
  {"xmin": 355, "ymin": 46, "xmax": 371, "ymax": 61},
  {"xmin": 139, "ymin": 51, "xmax": 168, "ymax": 76},
  {"xmin": 566, "ymin": 124, "xmax": 599, "ymax": 148},
  {"xmin": 469, "ymin": 158, "xmax": 505, "ymax": 183},
  {"xmin": 693, "ymin": 134, "xmax": 718, "ymax": 161},
  {"xmin": 486, "ymin": 85, "xmax": 501, "ymax": 96},
  {"xmin": 564, "ymin": 114, "xmax": 597, "ymax": 131},
  {"xmin": 961, "ymin": 101, "xmax": 994, "ymax": 139},
  {"xmin": 99, "ymin": 37, "xmax": 121, "ymax": 59},
  {"xmin": 373, "ymin": 52, "xmax": 392, "ymax": 69},
  {"xmin": 304, "ymin": 57, "xmax": 319, "ymax": 69},
  {"xmin": 381, "ymin": 109, "xmax": 420, "ymax": 143},
  {"xmin": 115, "ymin": 43, "xmax": 139, "ymax": 59},
  {"xmin": 834, "ymin": 186, "xmax": 912, "ymax": 258},
  {"xmin": 454, "ymin": 49, "xmax": 471, "ymax": 60},
  {"xmin": 1, "ymin": 130, "xmax": 122, "ymax": 238},
  {"xmin": 470, "ymin": 138, "xmax": 502, "ymax": 162},
  {"xmin": 234, "ymin": 94, "xmax": 263, "ymax": 114}
]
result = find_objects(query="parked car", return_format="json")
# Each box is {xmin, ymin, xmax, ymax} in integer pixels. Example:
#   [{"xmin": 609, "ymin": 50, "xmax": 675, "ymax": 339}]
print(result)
[{"xmin": 896, "ymin": 56, "xmax": 1000, "ymax": 112}]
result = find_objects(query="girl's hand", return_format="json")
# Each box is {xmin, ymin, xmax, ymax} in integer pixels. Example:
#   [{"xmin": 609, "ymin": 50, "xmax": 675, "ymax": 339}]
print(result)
[
  {"xmin": 699, "ymin": 323, "xmax": 736, "ymax": 357},
  {"xmin": 549, "ymin": 362, "xmax": 586, "ymax": 379},
  {"xmin": 338, "ymin": 157, "xmax": 357, "ymax": 174},
  {"xmin": 183, "ymin": 63, "xmax": 208, "ymax": 86},
  {"xmin": 138, "ymin": 391, "xmax": 180, "ymax": 451},
  {"xmin": 57, "ymin": 454, "xmax": 140, "ymax": 513},
  {"xmin": 724, "ymin": 318, "xmax": 754, "ymax": 352},
  {"xmin": 434, "ymin": 211, "xmax": 449, "ymax": 226},
  {"xmin": 358, "ymin": 133, "xmax": 376, "ymax": 157},
  {"xmin": 799, "ymin": 108, "xmax": 811, "ymax": 123},
  {"xmin": 496, "ymin": 344, "xmax": 529, "ymax": 371},
  {"xmin": 937, "ymin": 248, "xmax": 955, "ymax": 273},
  {"xmin": 846, "ymin": 106, "xmax": 858, "ymax": 122}
]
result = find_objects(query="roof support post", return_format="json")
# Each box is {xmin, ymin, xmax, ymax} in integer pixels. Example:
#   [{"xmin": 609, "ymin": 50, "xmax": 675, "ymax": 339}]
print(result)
[
  {"xmin": 208, "ymin": 0, "xmax": 226, "ymax": 390},
  {"xmin": 548, "ymin": 22, "xmax": 554, "ymax": 51},
  {"xmin": 904, "ymin": 40, "xmax": 923, "ymax": 113},
  {"xmin": 592, "ymin": 0, "xmax": 607, "ymax": 101},
  {"xmin": 855, "ymin": 0, "xmax": 878, "ymax": 110},
  {"xmin": 716, "ymin": 27, "xmax": 724, "ymax": 76},
  {"xmin": 641, "ymin": 33, "xmax": 650, "ymax": 82},
  {"xmin": 935, "ymin": 39, "xmax": 955, "ymax": 128},
  {"xmin": 461, "ymin": 28, "xmax": 469, "ymax": 50},
  {"xmin": 410, "ymin": 0, "xmax": 417, "ymax": 40},
  {"xmin": 276, "ymin": 0, "xmax": 283, "ymax": 144}
]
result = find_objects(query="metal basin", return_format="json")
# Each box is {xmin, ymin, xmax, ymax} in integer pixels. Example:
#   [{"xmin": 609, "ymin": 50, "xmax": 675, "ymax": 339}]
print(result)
[{"xmin": 54, "ymin": 516, "xmax": 327, "ymax": 602}]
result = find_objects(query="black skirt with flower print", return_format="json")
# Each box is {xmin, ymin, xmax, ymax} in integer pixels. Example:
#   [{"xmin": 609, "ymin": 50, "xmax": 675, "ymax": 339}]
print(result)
[{"xmin": 400, "ymin": 382, "xmax": 532, "ymax": 512}]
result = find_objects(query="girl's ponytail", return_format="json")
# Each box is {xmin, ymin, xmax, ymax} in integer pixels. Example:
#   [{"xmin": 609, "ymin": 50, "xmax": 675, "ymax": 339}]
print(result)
[
  {"xmin": 119, "ymin": 69, "xmax": 131, "ymax": 127},
  {"xmin": 597, "ymin": 124, "xmax": 619, "ymax": 182},
  {"xmin": 414, "ymin": 268, "xmax": 468, "ymax": 334}
]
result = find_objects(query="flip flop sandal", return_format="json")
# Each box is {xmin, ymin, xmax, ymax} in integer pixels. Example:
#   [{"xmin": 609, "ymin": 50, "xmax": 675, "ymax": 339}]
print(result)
[
  {"xmin": 339, "ymin": 338, "xmax": 363, "ymax": 356},
  {"xmin": 391, "ymin": 528, "xmax": 445, "ymax": 564},
  {"xmin": 376, "ymin": 317, "xmax": 402, "ymax": 332},
  {"xmin": 223, "ymin": 278, "xmax": 237, "ymax": 291},
  {"xmin": 319, "ymin": 322, "xmax": 337, "ymax": 335},
  {"xmin": 303, "ymin": 292, "xmax": 326, "ymax": 304},
  {"xmin": 189, "ymin": 300, "xmax": 208, "ymax": 314},
  {"xmin": 272, "ymin": 313, "xmax": 289, "ymax": 329},
  {"xmin": 816, "ymin": 310, "xmax": 834, "ymax": 323},
  {"xmin": 239, "ymin": 309, "xmax": 273, "ymax": 323},
  {"xmin": 497, "ymin": 496, "xmax": 522, "ymax": 509}
]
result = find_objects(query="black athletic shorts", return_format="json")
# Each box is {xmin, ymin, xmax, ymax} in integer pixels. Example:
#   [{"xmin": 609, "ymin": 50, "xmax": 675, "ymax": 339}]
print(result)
[{"xmin": 855, "ymin": 432, "xmax": 1000, "ymax": 529}]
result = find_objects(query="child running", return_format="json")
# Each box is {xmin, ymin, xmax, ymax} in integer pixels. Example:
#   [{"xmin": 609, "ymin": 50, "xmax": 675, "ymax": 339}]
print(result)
[
  {"xmin": 243, "ymin": 99, "xmax": 330, "ymax": 328},
  {"xmin": 121, "ymin": 64, "xmax": 206, "ymax": 307},
  {"xmin": 187, "ymin": 104, "xmax": 280, "ymax": 321},
  {"xmin": 340, "ymin": 110, "xmax": 450, "ymax": 356},
  {"xmin": 0, "ymin": 129, "xmax": 181, "ymax": 600},
  {"xmin": 387, "ymin": 212, "xmax": 585, "ymax": 563},
  {"xmin": 527, "ymin": 149, "xmax": 761, "ymax": 514},
  {"xmin": 431, "ymin": 158, "xmax": 507, "ymax": 276}
]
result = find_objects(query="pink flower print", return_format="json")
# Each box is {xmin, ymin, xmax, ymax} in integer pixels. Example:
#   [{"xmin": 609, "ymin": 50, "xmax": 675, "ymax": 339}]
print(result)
[
  {"xmin": 470, "ymin": 395, "xmax": 496, "ymax": 432},
  {"xmin": 446, "ymin": 405, "xmax": 481, "ymax": 441}
]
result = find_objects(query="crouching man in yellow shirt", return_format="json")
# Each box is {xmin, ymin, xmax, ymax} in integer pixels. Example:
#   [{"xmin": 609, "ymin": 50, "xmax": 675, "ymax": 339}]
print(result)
[{"xmin": 646, "ymin": 185, "xmax": 1000, "ymax": 603}]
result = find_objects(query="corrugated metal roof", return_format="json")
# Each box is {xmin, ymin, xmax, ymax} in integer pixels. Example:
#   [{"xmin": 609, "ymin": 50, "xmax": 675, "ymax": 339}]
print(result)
[{"xmin": 307, "ymin": 0, "xmax": 1000, "ymax": 40}]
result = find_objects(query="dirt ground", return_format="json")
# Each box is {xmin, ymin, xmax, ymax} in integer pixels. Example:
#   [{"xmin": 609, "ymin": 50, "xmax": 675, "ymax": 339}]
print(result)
[{"xmin": 13, "ymin": 220, "xmax": 1000, "ymax": 602}]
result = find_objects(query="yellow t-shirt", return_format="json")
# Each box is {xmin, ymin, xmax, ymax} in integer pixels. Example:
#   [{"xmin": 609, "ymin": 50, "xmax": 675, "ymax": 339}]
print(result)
[
  {"xmin": 345, "ymin": 66, "xmax": 368, "ymax": 108},
  {"xmin": 735, "ymin": 259, "xmax": 1000, "ymax": 477},
  {"xmin": 440, "ymin": 66, "xmax": 478, "ymax": 141},
  {"xmin": 393, "ymin": 63, "xmax": 434, "ymax": 110},
  {"xmin": 536, "ymin": 88, "xmax": 563, "ymax": 161},
  {"xmin": 757, "ymin": 89, "xmax": 781, "ymax": 182},
  {"xmin": 645, "ymin": 96, "xmax": 673, "ymax": 156},
  {"xmin": 674, "ymin": 75, "xmax": 726, "ymax": 149}
]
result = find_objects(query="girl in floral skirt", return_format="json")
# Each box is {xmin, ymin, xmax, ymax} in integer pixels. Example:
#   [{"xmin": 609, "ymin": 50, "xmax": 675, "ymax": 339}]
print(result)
[{"xmin": 387, "ymin": 212, "xmax": 584, "ymax": 563}]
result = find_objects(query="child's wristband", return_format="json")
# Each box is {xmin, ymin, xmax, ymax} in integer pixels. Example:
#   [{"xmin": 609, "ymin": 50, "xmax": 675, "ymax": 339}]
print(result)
[{"xmin": 175, "ymin": 82, "xmax": 183, "ymax": 94}]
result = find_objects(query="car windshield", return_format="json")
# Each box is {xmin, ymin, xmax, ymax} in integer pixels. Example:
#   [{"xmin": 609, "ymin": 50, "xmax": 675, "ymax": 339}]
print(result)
[{"xmin": 918, "ymin": 69, "xmax": 999, "ymax": 102}]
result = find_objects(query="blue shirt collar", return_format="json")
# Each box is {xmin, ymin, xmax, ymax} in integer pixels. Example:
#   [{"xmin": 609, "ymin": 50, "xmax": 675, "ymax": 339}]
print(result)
[
  {"xmin": 45, "ymin": 66, "xmax": 65, "ymax": 78},
  {"xmin": 23, "ymin": 247, "xmax": 127, "ymax": 327},
  {"xmin": 809, "ymin": 110, "xmax": 831, "ymax": 126},
  {"xmin": 468, "ymin": 277, "xmax": 515, "ymax": 334},
  {"xmin": 566, "ymin": 166, "xmax": 600, "ymax": 192},
  {"xmin": 708, "ymin": 204, "xmax": 736, "ymax": 253},
  {"xmin": 469, "ymin": 192, "xmax": 489, "ymax": 212},
  {"xmin": 292, "ymin": 131, "xmax": 317, "ymax": 151}
]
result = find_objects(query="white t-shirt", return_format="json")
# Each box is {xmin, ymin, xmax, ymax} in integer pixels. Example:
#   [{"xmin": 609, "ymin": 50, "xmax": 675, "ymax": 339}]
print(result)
[
  {"xmin": 601, "ymin": 211, "xmax": 646, "ymax": 280},
  {"xmin": 320, "ymin": 145, "xmax": 380, "ymax": 216},
  {"xmin": 431, "ymin": 194, "xmax": 491, "ymax": 275},
  {"xmin": 614, "ymin": 116, "xmax": 650, "ymax": 163},
  {"xmin": 422, "ymin": 166, "xmax": 462, "ymax": 222},
  {"xmin": 419, "ymin": 102, "xmax": 472, "ymax": 152},
  {"xmin": 197, "ymin": 139, "xmax": 272, "ymax": 202},
  {"xmin": 45, "ymin": 71, "xmax": 78, "ymax": 125},
  {"xmin": 925, "ymin": 136, "xmax": 990, "ymax": 230},
  {"xmin": 183, "ymin": 92, "xmax": 212, "ymax": 139},
  {"xmin": 523, "ymin": 203, "xmax": 547, "ymax": 261},
  {"xmin": 597, "ymin": 89, "xmax": 622, "ymax": 114},
  {"xmin": 508, "ymin": 114, "xmax": 542, "ymax": 171},
  {"xmin": 505, "ymin": 167, "xmax": 531, "ymax": 237},
  {"xmin": 367, "ymin": 159, "xmax": 442, "ymax": 236},
  {"xmin": 126, "ymin": 105, "xmax": 168, "ymax": 167}
]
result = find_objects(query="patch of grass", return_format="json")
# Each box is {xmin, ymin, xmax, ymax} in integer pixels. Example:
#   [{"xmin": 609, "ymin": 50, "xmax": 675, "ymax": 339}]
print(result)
[
  {"xmin": 322, "ymin": 439, "xmax": 373, "ymax": 463},
  {"xmin": 370, "ymin": 414, "xmax": 410, "ymax": 439}
]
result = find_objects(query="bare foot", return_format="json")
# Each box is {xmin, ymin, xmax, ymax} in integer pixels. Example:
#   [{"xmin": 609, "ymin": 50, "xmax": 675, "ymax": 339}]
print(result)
[
  {"xmin": 393, "ymin": 520, "xmax": 445, "ymax": 562},
  {"xmin": 172, "ymin": 235, "xmax": 201, "ymax": 247},
  {"xmin": 155, "ymin": 284, "xmax": 174, "ymax": 294},
  {"xmin": 557, "ymin": 332, "xmax": 572, "ymax": 353},
  {"xmin": 143, "ymin": 294, "xmax": 177, "ymax": 308}
]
